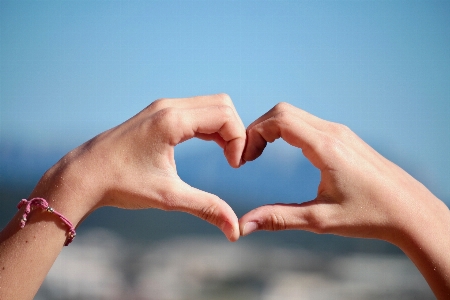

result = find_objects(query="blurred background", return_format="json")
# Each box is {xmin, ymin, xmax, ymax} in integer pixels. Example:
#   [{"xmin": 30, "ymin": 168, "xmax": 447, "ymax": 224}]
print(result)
[{"xmin": 1, "ymin": 0, "xmax": 448, "ymax": 299}]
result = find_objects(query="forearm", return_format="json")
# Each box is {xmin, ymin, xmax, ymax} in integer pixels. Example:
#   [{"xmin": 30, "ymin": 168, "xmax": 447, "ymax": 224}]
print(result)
[{"xmin": 0, "ymin": 155, "xmax": 96, "ymax": 299}]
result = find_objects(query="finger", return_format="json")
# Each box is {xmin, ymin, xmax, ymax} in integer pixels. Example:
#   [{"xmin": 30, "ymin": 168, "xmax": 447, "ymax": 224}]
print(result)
[
  {"xmin": 192, "ymin": 105, "xmax": 246, "ymax": 168},
  {"xmin": 192, "ymin": 133, "xmax": 248, "ymax": 167},
  {"xmin": 162, "ymin": 180, "xmax": 240, "ymax": 242},
  {"xmin": 248, "ymin": 103, "xmax": 380, "ymax": 165},
  {"xmin": 245, "ymin": 109, "xmax": 328, "ymax": 169},
  {"xmin": 148, "ymin": 94, "xmax": 245, "ymax": 132},
  {"xmin": 159, "ymin": 105, "xmax": 246, "ymax": 168},
  {"xmin": 247, "ymin": 102, "xmax": 326, "ymax": 136},
  {"xmin": 244, "ymin": 103, "xmax": 320, "ymax": 162},
  {"xmin": 181, "ymin": 94, "xmax": 246, "ymax": 167},
  {"xmin": 195, "ymin": 132, "xmax": 227, "ymax": 149},
  {"xmin": 238, "ymin": 200, "xmax": 339, "ymax": 236}
]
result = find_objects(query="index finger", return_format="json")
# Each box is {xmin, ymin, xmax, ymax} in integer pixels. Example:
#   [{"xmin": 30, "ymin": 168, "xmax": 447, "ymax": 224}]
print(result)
[
  {"xmin": 149, "ymin": 93, "xmax": 245, "ymax": 132},
  {"xmin": 155, "ymin": 104, "xmax": 246, "ymax": 168},
  {"xmin": 244, "ymin": 103, "xmax": 325, "ymax": 169}
]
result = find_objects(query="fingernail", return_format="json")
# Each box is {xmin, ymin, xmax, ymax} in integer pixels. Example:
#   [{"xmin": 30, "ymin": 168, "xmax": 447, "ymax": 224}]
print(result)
[{"xmin": 242, "ymin": 221, "xmax": 259, "ymax": 236}]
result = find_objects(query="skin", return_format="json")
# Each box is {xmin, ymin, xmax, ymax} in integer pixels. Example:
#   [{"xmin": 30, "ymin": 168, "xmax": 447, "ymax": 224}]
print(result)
[
  {"xmin": 239, "ymin": 102, "xmax": 450, "ymax": 299},
  {"xmin": 1, "ymin": 96, "xmax": 449, "ymax": 299},
  {"xmin": 0, "ymin": 94, "xmax": 246, "ymax": 299}
]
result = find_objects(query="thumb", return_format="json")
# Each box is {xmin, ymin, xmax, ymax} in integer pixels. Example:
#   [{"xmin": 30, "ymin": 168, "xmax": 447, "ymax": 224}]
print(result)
[
  {"xmin": 239, "ymin": 200, "xmax": 335, "ymax": 236},
  {"xmin": 165, "ymin": 181, "xmax": 240, "ymax": 242}
]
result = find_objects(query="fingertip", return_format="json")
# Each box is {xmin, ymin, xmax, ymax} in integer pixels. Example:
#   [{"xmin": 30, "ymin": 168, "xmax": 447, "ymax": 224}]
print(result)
[
  {"xmin": 222, "ymin": 220, "xmax": 240, "ymax": 242},
  {"xmin": 172, "ymin": 182, "xmax": 240, "ymax": 241},
  {"xmin": 242, "ymin": 137, "xmax": 267, "ymax": 162},
  {"xmin": 241, "ymin": 221, "xmax": 259, "ymax": 236},
  {"xmin": 225, "ymin": 137, "xmax": 246, "ymax": 168}
]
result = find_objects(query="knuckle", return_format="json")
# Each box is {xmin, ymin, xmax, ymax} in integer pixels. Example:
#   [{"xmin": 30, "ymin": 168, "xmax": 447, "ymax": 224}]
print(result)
[
  {"xmin": 273, "ymin": 110, "xmax": 290, "ymax": 126},
  {"xmin": 147, "ymin": 108, "xmax": 184, "ymax": 145},
  {"xmin": 199, "ymin": 203, "xmax": 219, "ymax": 225},
  {"xmin": 217, "ymin": 105, "xmax": 235, "ymax": 119},
  {"xmin": 304, "ymin": 211, "xmax": 328, "ymax": 234},
  {"xmin": 152, "ymin": 107, "xmax": 182, "ymax": 130},
  {"xmin": 273, "ymin": 102, "xmax": 293, "ymax": 113},
  {"xmin": 271, "ymin": 104, "xmax": 294, "ymax": 127},
  {"xmin": 328, "ymin": 122, "xmax": 352, "ymax": 138},
  {"xmin": 146, "ymin": 98, "xmax": 170, "ymax": 112},
  {"xmin": 315, "ymin": 133, "xmax": 345, "ymax": 160},
  {"xmin": 266, "ymin": 211, "xmax": 287, "ymax": 231},
  {"xmin": 215, "ymin": 93, "xmax": 232, "ymax": 105}
]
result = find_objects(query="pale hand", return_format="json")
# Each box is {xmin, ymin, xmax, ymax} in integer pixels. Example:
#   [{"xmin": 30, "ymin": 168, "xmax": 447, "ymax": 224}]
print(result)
[
  {"xmin": 239, "ymin": 102, "xmax": 450, "ymax": 299},
  {"xmin": 0, "ymin": 94, "xmax": 246, "ymax": 299}
]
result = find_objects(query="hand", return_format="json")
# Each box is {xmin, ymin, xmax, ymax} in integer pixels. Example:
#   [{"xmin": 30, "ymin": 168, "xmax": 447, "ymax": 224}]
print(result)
[
  {"xmin": 34, "ymin": 94, "xmax": 246, "ymax": 241},
  {"xmin": 0, "ymin": 94, "xmax": 247, "ymax": 299},
  {"xmin": 239, "ymin": 102, "xmax": 446, "ymax": 243},
  {"xmin": 238, "ymin": 102, "xmax": 450, "ymax": 298}
]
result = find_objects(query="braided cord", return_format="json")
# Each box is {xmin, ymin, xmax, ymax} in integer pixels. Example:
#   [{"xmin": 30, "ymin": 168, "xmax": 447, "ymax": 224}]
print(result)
[{"xmin": 17, "ymin": 198, "xmax": 76, "ymax": 246}]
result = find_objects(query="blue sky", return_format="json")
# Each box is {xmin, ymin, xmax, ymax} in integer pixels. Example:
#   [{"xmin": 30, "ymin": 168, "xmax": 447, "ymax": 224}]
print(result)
[{"xmin": 1, "ymin": 0, "xmax": 449, "ymax": 201}]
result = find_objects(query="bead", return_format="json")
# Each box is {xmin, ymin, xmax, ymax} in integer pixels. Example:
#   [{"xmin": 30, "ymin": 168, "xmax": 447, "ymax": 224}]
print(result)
[{"xmin": 47, "ymin": 207, "xmax": 54, "ymax": 213}]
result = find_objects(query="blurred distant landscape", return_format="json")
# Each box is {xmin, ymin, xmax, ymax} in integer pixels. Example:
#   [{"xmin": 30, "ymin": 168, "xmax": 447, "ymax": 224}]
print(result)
[{"xmin": 0, "ymin": 140, "xmax": 440, "ymax": 299}]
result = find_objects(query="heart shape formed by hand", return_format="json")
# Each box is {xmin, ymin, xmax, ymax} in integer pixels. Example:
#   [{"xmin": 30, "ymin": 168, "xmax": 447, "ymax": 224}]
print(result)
[
  {"xmin": 87, "ymin": 94, "xmax": 408, "ymax": 246},
  {"xmin": 176, "ymin": 100, "xmax": 404, "ymax": 245},
  {"xmin": 177, "ymin": 140, "xmax": 320, "ymax": 233}
]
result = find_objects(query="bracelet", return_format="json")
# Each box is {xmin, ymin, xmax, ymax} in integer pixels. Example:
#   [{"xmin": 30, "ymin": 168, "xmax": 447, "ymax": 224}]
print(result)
[{"xmin": 17, "ymin": 198, "xmax": 76, "ymax": 246}]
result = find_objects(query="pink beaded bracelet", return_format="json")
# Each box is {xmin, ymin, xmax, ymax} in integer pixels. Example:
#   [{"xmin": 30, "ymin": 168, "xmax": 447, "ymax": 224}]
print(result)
[{"xmin": 17, "ymin": 198, "xmax": 76, "ymax": 246}]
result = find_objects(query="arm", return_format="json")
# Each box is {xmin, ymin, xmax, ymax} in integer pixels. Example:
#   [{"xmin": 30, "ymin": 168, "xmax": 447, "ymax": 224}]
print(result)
[
  {"xmin": 0, "ymin": 94, "xmax": 246, "ymax": 300},
  {"xmin": 239, "ymin": 102, "xmax": 450, "ymax": 299}
]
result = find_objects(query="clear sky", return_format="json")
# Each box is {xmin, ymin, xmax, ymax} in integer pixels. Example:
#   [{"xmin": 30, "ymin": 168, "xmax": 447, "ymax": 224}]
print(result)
[{"xmin": 1, "ymin": 0, "xmax": 449, "ymax": 201}]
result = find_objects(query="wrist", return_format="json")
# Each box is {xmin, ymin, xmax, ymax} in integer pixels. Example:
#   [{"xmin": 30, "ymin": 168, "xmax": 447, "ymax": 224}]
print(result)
[
  {"xmin": 393, "ymin": 192, "xmax": 449, "ymax": 251},
  {"xmin": 28, "ymin": 149, "xmax": 101, "ymax": 227},
  {"xmin": 391, "ymin": 193, "xmax": 450, "ymax": 298}
]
